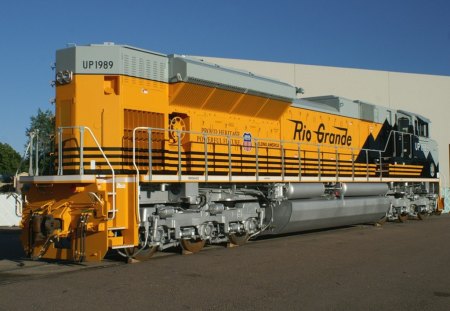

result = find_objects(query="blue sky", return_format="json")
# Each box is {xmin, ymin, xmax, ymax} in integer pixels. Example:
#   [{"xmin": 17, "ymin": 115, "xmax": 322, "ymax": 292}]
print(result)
[{"xmin": 0, "ymin": 0, "xmax": 449, "ymax": 153}]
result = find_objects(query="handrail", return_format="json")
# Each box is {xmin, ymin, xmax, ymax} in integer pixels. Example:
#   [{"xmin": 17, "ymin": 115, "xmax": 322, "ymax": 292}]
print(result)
[
  {"xmin": 129, "ymin": 126, "xmax": 422, "ymax": 183},
  {"xmin": 15, "ymin": 131, "xmax": 39, "ymax": 177},
  {"xmin": 52, "ymin": 126, "xmax": 426, "ymax": 219},
  {"xmin": 130, "ymin": 127, "xmax": 417, "ymax": 156},
  {"xmin": 7, "ymin": 192, "xmax": 23, "ymax": 217},
  {"xmin": 57, "ymin": 126, "xmax": 117, "ymax": 220},
  {"xmin": 132, "ymin": 127, "xmax": 147, "ymax": 223},
  {"xmin": 34, "ymin": 130, "xmax": 39, "ymax": 176}
]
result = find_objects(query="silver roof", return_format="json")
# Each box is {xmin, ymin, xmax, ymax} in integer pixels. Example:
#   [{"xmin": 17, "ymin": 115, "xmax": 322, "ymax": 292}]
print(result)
[
  {"xmin": 169, "ymin": 55, "xmax": 297, "ymax": 102},
  {"xmin": 56, "ymin": 43, "xmax": 297, "ymax": 102},
  {"xmin": 398, "ymin": 110, "xmax": 431, "ymax": 123},
  {"xmin": 56, "ymin": 43, "xmax": 169, "ymax": 82}
]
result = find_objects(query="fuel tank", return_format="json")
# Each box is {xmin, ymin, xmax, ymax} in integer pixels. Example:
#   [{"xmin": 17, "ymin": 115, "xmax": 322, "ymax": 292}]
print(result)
[{"xmin": 264, "ymin": 196, "xmax": 390, "ymax": 235}]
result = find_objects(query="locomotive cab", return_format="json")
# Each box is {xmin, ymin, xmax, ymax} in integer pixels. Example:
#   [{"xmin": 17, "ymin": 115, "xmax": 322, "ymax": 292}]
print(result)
[
  {"xmin": 394, "ymin": 110, "xmax": 438, "ymax": 178},
  {"xmin": 397, "ymin": 110, "xmax": 430, "ymax": 137}
]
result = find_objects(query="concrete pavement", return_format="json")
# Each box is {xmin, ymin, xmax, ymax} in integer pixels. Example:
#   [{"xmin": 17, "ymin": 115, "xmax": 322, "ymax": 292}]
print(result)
[{"xmin": 1, "ymin": 215, "xmax": 450, "ymax": 310}]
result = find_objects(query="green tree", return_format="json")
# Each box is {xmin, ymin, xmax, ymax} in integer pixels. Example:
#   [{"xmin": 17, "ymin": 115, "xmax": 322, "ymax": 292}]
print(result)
[
  {"xmin": 0, "ymin": 142, "xmax": 21, "ymax": 181},
  {"xmin": 25, "ymin": 108, "xmax": 56, "ymax": 175}
]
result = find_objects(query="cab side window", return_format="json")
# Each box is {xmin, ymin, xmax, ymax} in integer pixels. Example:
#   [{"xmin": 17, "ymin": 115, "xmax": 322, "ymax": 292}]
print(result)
[{"xmin": 416, "ymin": 118, "xmax": 429, "ymax": 137}]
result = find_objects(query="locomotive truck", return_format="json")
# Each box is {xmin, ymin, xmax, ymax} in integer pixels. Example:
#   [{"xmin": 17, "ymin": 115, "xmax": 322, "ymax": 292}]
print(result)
[{"xmin": 19, "ymin": 43, "xmax": 440, "ymax": 261}]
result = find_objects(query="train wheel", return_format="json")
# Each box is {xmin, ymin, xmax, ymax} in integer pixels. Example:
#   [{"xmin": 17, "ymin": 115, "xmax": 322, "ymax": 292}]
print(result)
[
  {"xmin": 125, "ymin": 246, "xmax": 158, "ymax": 261},
  {"xmin": 180, "ymin": 238, "xmax": 205, "ymax": 253},
  {"xmin": 417, "ymin": 212, "xmax": 429, "ymax": 220},
  {"xmin": 229, "ymin": 233, "xmax": 249, "ymax": 246},
  {"xmin": 398, "ymin": 213, "xmax": 409, "ymax": 223}
]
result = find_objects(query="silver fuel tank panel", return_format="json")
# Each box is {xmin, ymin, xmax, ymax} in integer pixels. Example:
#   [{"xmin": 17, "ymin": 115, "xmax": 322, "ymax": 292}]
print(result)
[
  {"xmin": 286, "ymin": 183, "xmax": 325, "ymax": 200},
  {"xmin": 264, "ymin": 182, "xmax": 390, "ymax": 235},
  {"xmin": 339, "ymin": 183, "xmax": 389, "ymax": 197}
]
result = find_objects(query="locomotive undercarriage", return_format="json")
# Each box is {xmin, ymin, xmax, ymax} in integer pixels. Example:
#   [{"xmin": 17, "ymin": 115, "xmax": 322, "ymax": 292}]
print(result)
[
  {"xmin": 126, "ymin": 183, "xmax": 266, "ymax": 259},
  {"xmin": 20, "ymin": 179, "xmax": 440, "ymax": 262},
  {"xmin": 386, "ymin": 182, "xmax": 439, "ymax": 222},
  {"xmin": 123, "ymin": 180, "xmax": 439, "ymax": 261}
]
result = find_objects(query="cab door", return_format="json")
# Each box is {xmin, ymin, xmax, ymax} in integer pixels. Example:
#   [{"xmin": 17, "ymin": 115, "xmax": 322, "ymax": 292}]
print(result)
[{"xmin": 396, "ymin": 113, "xmax": 413, "ymax": 159}]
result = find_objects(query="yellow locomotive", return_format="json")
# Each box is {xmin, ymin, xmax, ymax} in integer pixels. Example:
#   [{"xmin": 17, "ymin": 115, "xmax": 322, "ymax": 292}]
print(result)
[{"xmin": 20, "ymin": 43, "xmax": 440, "ymax": 261}]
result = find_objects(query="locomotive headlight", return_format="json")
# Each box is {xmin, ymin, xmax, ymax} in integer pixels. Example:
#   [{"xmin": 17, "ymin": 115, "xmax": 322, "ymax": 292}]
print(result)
[
  {"xmin": 55, "ymin": 70, "xmax": 73, "ymax": 85},
  {"xmin": 56, "ymin": 71, "xmax": 64, "ymax": 84},
  {"xmin": 62, "ymin": 70, "xmax": 72, "ymax": 83}
]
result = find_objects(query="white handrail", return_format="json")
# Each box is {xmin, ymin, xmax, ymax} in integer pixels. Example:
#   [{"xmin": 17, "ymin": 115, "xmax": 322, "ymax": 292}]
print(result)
[
  {"xmin": 132, "ymin": 127, "xmax": 149, "ymax": 224},
  {"xmin": 57, "ymin": 126, "xmax": 117, "ymax": 220},
  {"xmin": 15, "ymin": 131, "xmax": 38, "ymax": 177},
  {"xmin": 129, "ymin": 126, "xmax": 434, "ymax": 183},
  {"xmin": 7, "ymin": 192, "xmax": 23, "ymax": 217},
  {"xmin": 130, "ymin": 127, "xmax": 417, "ymax": 156}
]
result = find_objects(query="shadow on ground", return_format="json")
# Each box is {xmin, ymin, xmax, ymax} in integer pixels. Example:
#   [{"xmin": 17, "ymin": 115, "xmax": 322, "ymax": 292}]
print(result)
[{"xmin": 0, "ymin": 228, "xmax": 25, "ymax": 261}]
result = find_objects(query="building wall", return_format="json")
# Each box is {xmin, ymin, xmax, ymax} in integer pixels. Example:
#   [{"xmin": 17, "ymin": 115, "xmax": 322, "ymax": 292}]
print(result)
[
  {"xmin": 0, "ymin": 194, "xmax": 21, "ymax": 227},
  {"xmin": 202, "ymin": 56, "xmax": 450, "ymax": 186}
]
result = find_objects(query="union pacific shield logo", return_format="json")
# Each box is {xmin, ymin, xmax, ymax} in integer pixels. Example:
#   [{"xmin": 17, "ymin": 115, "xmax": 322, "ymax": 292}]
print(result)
[{"xmin": 243, "ymin": 132, "xmax": 252, "ymax": 151}]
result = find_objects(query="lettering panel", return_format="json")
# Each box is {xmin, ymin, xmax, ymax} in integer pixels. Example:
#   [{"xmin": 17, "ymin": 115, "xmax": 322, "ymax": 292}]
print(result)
[{"xmin": 282, "ymin": 108, "xmax": 383, "ymax": 151}]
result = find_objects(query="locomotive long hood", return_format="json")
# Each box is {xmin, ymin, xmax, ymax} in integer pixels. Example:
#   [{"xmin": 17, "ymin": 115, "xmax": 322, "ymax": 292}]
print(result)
[{"xmin": 169, "ymin": 56, "xmax": 296, "ymax": 102}]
